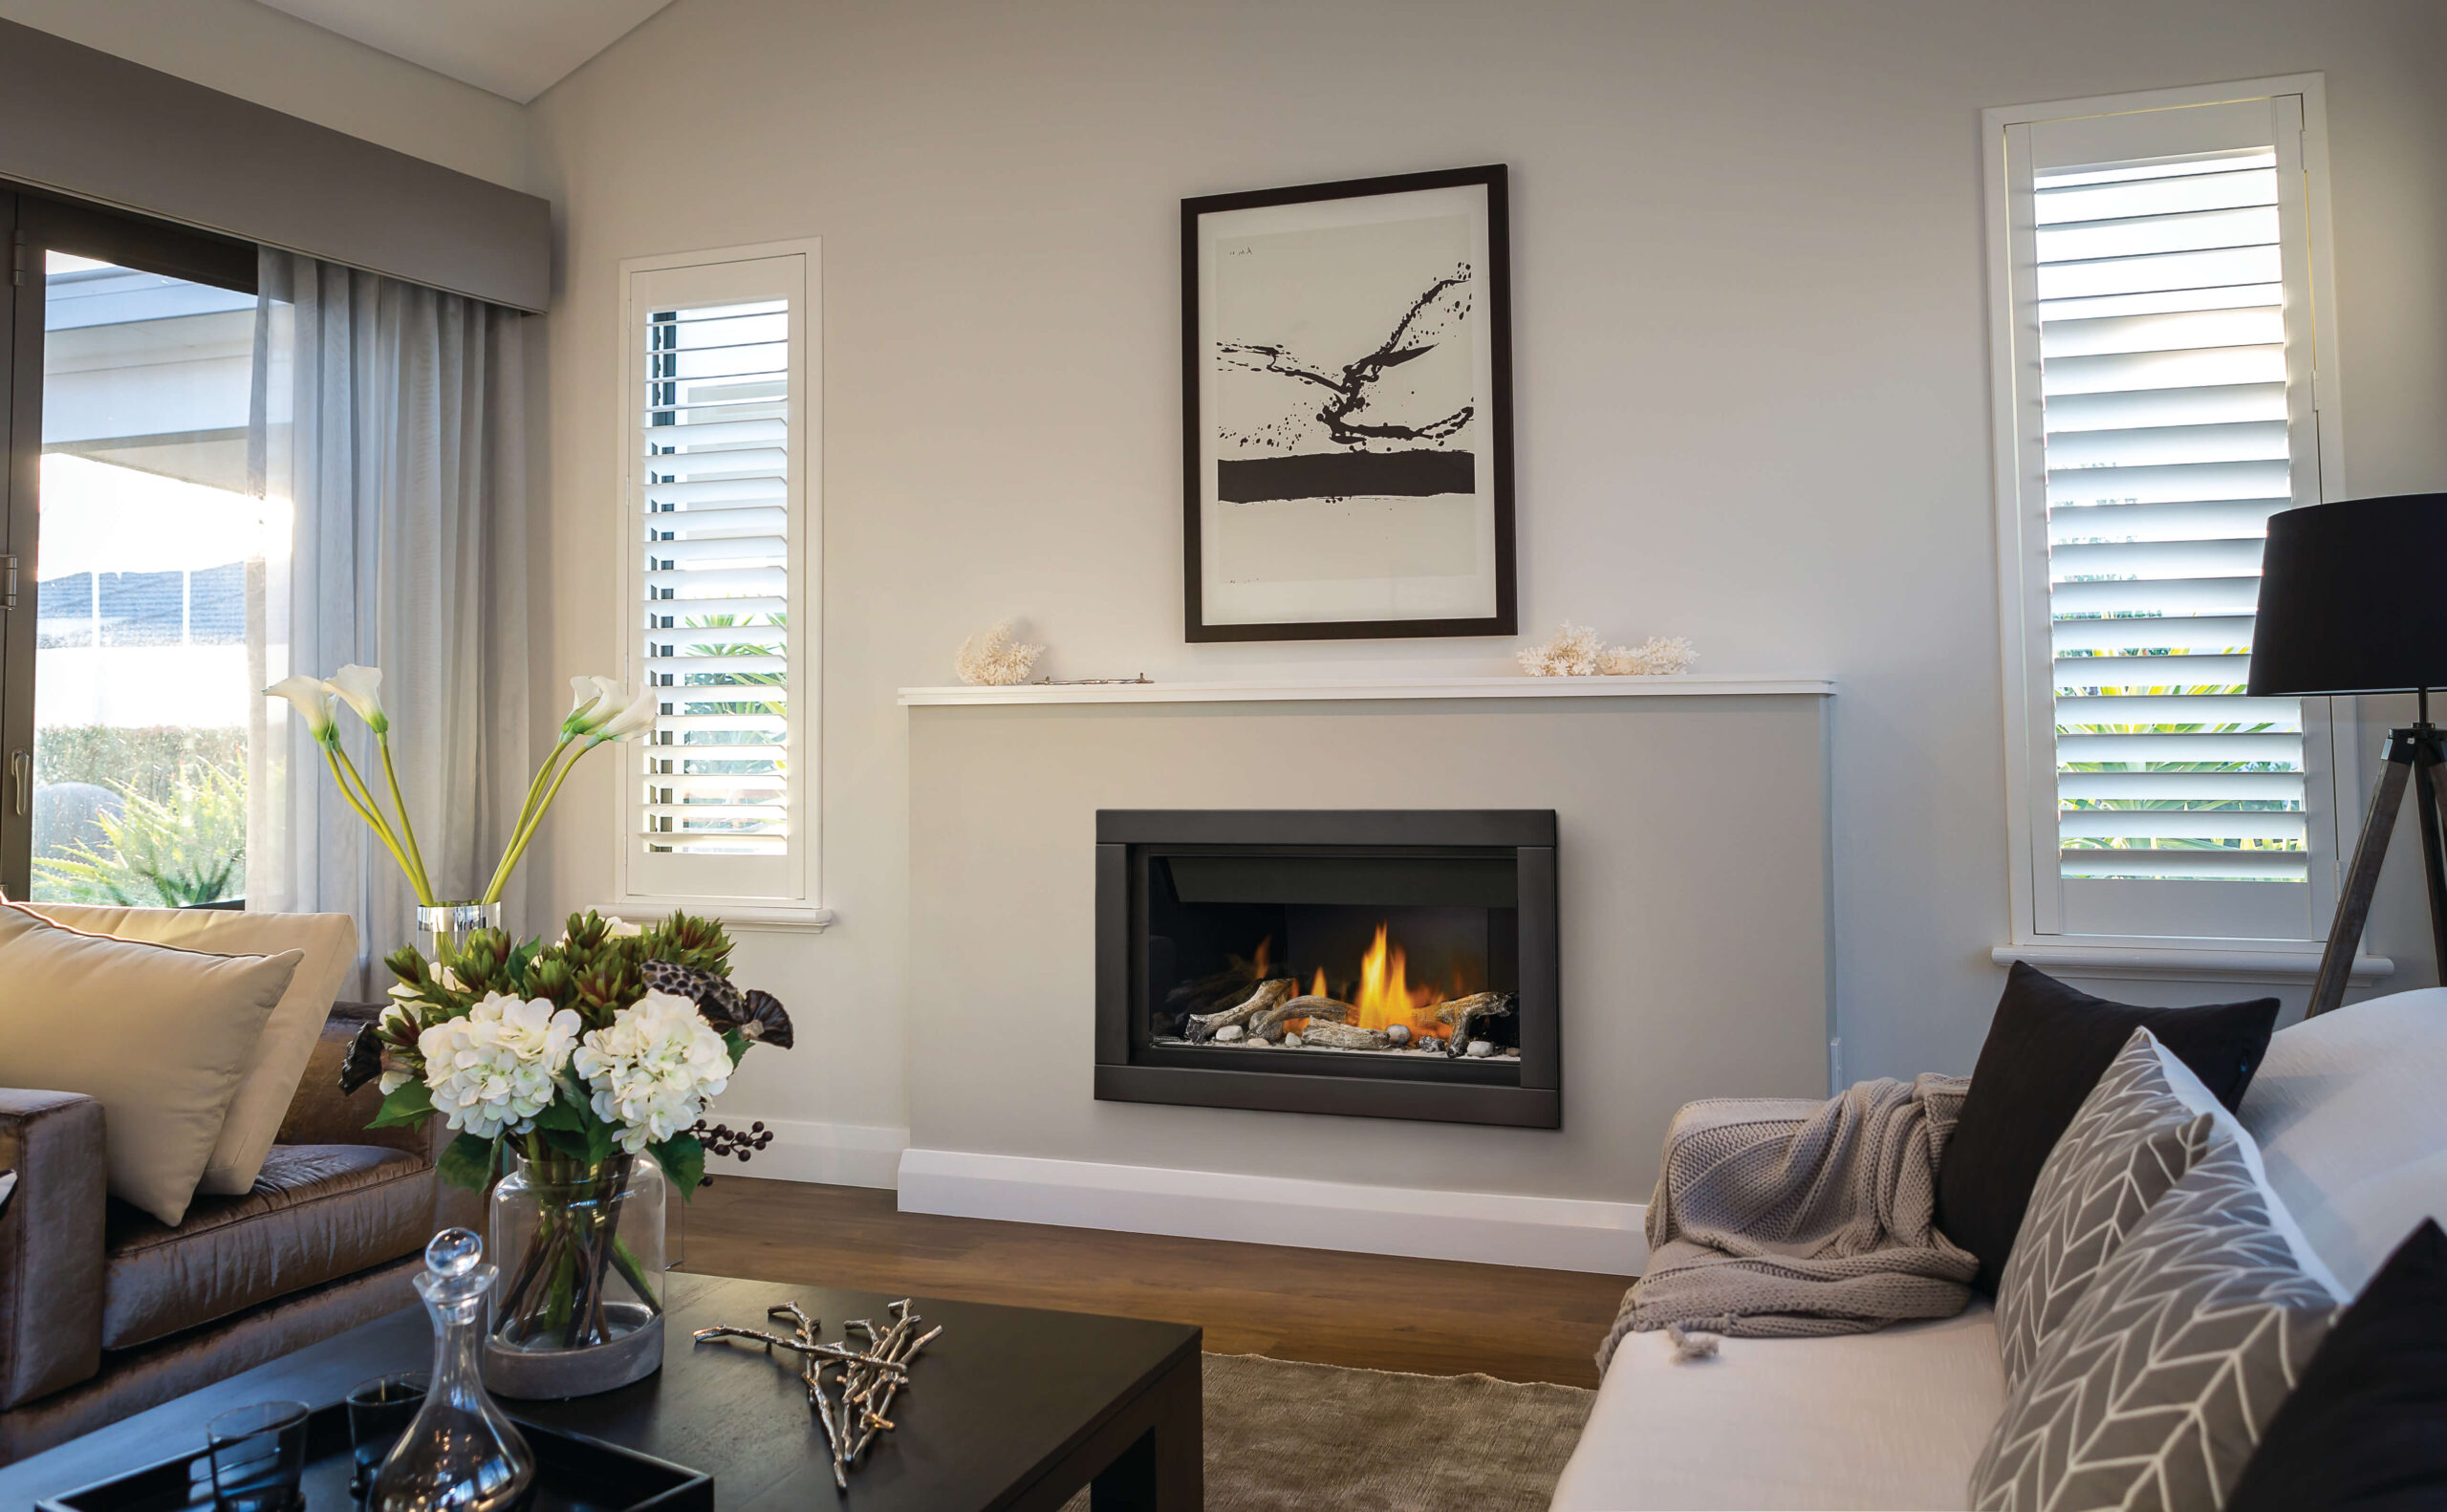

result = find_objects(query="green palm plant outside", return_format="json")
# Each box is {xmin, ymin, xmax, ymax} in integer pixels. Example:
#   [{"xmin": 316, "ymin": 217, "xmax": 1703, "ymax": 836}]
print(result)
[
  {"xmin": 32, "ymin": 760, "xmax": 246, "ymax": 905},
  {"xmin": 666, "ymin": 613, "xmax": 787, "ymax": 839},
  {"xmin": 2053, "ymin": 645, "xmax": 2301, "ymax": 858}
]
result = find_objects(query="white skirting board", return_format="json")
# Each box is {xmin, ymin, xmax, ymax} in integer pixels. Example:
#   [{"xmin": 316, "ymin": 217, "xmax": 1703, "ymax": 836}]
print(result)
[
  {"xmin": 895, "ymin": 1148, "xmax": 1649, "ymax": 1276},
  {"xmin": 705, "ymin": 1116, "xmax": 908, "ymax": 1190}
]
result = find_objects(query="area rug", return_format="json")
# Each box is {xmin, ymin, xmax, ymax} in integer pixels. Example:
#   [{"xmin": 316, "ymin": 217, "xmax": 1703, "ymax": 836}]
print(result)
[{"xmin": 1061, "ymin": 1352, "xmax": 1594, "ymax": 1511}]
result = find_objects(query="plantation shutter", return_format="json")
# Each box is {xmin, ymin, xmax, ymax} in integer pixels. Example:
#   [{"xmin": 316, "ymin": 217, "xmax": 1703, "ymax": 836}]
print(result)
[
  {"xmin": 1995, "ymin": 89, "xmax": 2338, "ymax": 942},
  {"xmin": 620, "ymin": 247, "xmax": 816, "ymax": 911}
]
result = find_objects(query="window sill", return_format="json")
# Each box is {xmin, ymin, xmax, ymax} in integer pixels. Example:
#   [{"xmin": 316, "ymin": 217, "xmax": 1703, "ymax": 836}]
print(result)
[
  {"xmin": 1990, "ymin": 943, "xmax": 2393, "ymax": 983},
  {"xmin": 596, "ymin": 903, "xmax": 835, "ymax": 935}
]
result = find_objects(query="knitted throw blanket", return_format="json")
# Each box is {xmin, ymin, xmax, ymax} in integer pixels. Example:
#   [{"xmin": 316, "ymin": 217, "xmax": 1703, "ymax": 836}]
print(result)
[{"xmin": 1596, "ymin": 1073, "xmax": 1978, "ymax": 1372}]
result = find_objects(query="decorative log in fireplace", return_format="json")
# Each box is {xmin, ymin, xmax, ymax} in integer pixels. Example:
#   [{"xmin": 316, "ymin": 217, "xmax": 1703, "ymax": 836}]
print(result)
[{"xmin": 1095, "ymin": 810, "xmax": 1560, "ymax": 1128}]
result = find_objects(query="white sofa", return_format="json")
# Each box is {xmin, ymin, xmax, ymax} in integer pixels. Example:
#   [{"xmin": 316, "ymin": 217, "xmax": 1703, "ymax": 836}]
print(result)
[{"xmin": 1550, "ymin": 986, "xmax": 2447, "ymax": 1512}]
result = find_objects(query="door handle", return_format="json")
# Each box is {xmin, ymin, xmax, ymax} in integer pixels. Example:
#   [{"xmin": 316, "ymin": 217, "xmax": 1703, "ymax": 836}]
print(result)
[{"xmin": 9, "ymin": 749, "xmax": 26, "ymax": 817}]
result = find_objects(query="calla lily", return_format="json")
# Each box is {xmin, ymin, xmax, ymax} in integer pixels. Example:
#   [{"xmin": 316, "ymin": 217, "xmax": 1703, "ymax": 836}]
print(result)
[
  {"xmin": 329, "ymin": 664, "xmax": 388, "ymax": 732},
  {"xmin": 590, "ymin": 686, "xmax": 659, "ymax": 743},
  {"xmin": 328, "ymin": 664, "xmax": 390, "ymax": 733},
  {"xmin": 563, "ymin": 675, "xmax": 633, "ymax": 737},
  {"xmin": 562, "ymin": 675, "xmax": 609, "ymax": 736},
  {"xmin": 267, "ymin": 675, "xmax": 340, "ymax": 741}
]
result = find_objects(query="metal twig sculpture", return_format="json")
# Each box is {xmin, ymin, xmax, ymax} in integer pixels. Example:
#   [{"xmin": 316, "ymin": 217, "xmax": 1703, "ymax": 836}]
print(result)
[{"xmin": 693, "ymin": 1299, "xmax": 942, "ymax": 1488}]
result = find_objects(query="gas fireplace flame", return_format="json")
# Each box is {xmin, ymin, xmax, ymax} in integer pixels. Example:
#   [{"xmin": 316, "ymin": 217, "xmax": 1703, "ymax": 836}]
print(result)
[{"xmin": 1346, "ymin": 923, "xmax": 1447, "ymax": 1039}]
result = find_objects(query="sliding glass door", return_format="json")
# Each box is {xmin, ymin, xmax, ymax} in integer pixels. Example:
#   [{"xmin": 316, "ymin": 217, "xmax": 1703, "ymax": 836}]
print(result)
[{"xmin": 0, "ymin": 190, "xmax": 259, "ymax": 903}]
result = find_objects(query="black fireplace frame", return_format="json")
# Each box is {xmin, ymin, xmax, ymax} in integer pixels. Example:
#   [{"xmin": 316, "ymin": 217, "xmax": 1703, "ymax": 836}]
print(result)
[{"xmin": 1095, "ymin": 810, "xmax": 1560, "ymax": 1128}]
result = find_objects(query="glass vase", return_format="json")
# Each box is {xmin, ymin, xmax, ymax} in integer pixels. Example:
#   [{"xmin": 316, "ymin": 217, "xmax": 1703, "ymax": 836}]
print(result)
[
  {"xmin": 371, "ymin": 1229, "xmax": 535, "ymax": 1512},
  {"xmin": 483, "ymin": 1148, "xmax": 666, "ymax": 1399},
  {"xmin": 416, "ymin": 900, "xmax": 502, "ymax": 964}
]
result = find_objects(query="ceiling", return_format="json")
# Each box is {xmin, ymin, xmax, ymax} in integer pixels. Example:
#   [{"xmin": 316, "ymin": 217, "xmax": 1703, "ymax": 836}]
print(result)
[{"xmin": 249, "ymin": 0, "xmax": 676, "ymax": 103}]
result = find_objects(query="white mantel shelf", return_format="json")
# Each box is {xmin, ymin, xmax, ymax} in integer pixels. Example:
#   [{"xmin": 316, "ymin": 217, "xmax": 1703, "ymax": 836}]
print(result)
[{"xmin": 899, "ymin": 674, "xmax": 1836, "ymax": 706}]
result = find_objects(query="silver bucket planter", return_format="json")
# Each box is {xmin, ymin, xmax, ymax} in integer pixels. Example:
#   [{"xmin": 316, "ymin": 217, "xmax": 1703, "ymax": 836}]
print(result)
[{"xmin": 416, "ymin": 899, "xmax": 503, "ymax": 963}]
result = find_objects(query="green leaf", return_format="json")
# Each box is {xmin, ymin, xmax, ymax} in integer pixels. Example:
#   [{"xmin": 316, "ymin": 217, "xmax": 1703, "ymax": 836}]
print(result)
[
  {"xmin": 649, "ymin": 1134, "xmax": 704, "ymax": 1200},
  {"xmin": 368, "ymin": 1079, "xmax": 434, "ymax": 1128},
  {"xmin": 542, "ymin": 1127, "xmax": 594, "ymax": 1163},
  {"xmin": 532, "ymin": 1095, "xmax": 589, "ymax": 1133},
  {"xmin": 722, "ymin": 1029, "xmax": 750, "ymax": 1068},
  {"xmin": 438, "ymin": 1134, "xmax": 499, "ymax": 1190},
  {"xmin": 509, "ymin": 936, "xmax": 541, "ymax": 988}
]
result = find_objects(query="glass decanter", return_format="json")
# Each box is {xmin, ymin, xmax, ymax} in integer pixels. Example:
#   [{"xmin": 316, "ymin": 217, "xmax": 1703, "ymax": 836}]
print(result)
[{"xmin": 371, "ymin": 1228, "xmax": 536, "ymax": 1512}]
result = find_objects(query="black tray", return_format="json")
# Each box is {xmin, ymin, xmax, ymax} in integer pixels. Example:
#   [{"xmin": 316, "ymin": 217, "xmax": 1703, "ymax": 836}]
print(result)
[{"xmin": 35, "ymin": 1400, "xmax": 711, "ymax": 1512}]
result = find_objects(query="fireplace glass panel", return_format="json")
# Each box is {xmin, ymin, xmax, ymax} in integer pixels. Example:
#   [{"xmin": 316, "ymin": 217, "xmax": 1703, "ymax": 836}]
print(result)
[{"xmin": 1144, "ymin": 850, "xmax": 1522, "ymax": 1064}]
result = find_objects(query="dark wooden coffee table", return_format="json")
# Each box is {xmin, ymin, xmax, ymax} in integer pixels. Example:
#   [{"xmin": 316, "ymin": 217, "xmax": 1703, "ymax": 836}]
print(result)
[{"xmin": 0, "ymin": 1273, "xmax": 1202, "ymax": 1511}]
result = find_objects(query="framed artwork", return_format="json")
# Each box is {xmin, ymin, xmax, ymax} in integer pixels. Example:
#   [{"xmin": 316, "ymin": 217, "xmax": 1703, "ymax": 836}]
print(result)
[{"xmin": 1182, "ymin": 163, "xmax": 1516, "ymax": 641}]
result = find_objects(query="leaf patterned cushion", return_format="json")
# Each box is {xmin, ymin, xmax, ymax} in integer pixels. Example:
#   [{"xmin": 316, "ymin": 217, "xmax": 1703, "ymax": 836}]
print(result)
[
  {"xmin": 1996, "ymin": 1029, "xmax": 2224, "ymax": 1389},
  {"xmin": 1968, "ymin": 1142, "xmax": 2340, "ymax": 1512}
]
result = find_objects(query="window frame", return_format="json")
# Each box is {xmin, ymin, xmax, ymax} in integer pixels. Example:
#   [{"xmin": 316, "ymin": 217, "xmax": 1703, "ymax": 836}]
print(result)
[
  {"xmin": 0, "ymin": 186, "xmax": 256, "ymax": 901},
  {"xmin": 1982, "ymin": 75, "xmax": 2355, "ymax": 962},
  {"xmin": 609, "ymin": 239, "xmax": 825, "ymax": 929}
]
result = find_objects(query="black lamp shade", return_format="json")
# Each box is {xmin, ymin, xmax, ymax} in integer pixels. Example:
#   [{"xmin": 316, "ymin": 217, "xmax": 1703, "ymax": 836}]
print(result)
[{"xmin": 2248, "ymin": 493, "xmax": 2447, "ymax": 696}]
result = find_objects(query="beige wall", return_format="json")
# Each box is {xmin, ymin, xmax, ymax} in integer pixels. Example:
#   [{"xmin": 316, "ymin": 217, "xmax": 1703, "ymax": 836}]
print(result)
[
  {"xmin": 907, "ymin": 696, "xmax": 1830, "ymax": 1198},
  {"xmin": 0, "ymin": 0, "xmax": 532, "ymax": 192},
  {"xmin": 522, "ymin": 0, "xmax": 2447, "ymax": 1144}
]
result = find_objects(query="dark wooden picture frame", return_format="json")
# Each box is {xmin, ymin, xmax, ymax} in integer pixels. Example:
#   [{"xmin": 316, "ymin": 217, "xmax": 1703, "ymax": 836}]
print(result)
[{"xmin": 1181, "ymin": 164, "xmax": 1516, "ymax": 642}]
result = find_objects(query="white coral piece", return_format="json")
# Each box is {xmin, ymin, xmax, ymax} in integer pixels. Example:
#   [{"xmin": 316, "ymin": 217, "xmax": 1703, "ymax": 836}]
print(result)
[
  {"xmin": 417, "ymin": 992, "xmax": 581, "ymax": 1138},
  {"xmin": 1517, "ymin": 621, "xmax": 1606, "ymax": 677},
  {"xmin": 1599, "ymin": 636, "xmax": 1700, "ymax": 676},
  {"xmin": 572, "ymin": 990, "xmax": 735, "ymax": 1154},
  {"xmin": 954, "ymin": 619, "xmax": 1046, "ymax": 685}
]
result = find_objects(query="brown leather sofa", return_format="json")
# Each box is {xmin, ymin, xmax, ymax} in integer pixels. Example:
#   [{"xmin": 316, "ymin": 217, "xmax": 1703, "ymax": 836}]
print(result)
[{"xmin": 0, "ymin": 1002, "xmax": 476, "ymax": 1461}]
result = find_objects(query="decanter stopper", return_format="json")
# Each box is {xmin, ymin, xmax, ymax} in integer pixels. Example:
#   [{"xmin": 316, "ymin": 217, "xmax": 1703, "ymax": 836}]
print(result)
[
  {"xmin": 427, "ymin": 1227, "xmax": 482, "ymax": 1278},
  {"xmin": 371, "ymin": 1229, "xmax": 536, "ymax": 1512}
]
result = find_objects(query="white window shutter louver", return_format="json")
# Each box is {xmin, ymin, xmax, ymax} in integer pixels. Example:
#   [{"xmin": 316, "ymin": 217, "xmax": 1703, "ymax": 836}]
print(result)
[
  {"xmin": 2034, "ymin": 147, "xmax": 2311, "ymax": 886},
  {"xmin": 619, "ymin": 245, "xmax": 816, "ymax": 912},
  {"xmin": 641, "ymin": 297, "xmax": 791, "ymax": 855},
  {"xmin": 1989, "ymin": 82, "xmax": 2344, "ymax": 946}
]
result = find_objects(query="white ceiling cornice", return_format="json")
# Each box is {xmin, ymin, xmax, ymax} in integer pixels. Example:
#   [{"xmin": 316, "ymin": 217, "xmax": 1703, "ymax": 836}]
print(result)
[{"xmin": 249, "ymin": 0, "xmax": 676, "ymax": 103}]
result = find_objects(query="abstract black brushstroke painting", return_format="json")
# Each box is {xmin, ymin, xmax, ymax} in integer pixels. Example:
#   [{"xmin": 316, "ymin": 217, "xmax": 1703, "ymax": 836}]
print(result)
[{"xmin": 1184, "ymin": 165, "xmax": 1515, "ymax": 641}]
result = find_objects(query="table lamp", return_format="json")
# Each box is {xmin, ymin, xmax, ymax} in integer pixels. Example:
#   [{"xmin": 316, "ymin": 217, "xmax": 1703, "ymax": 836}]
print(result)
[{"xmin": 2249, "ymin": 492, "xmax": 2447, "ymax": 1016}]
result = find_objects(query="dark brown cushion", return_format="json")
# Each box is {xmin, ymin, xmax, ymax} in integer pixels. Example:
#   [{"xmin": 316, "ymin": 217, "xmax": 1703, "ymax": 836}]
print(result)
[
  {"xmin": 1936, "ymin": 961, "xmax": 2279, "ymax": 1293},
  {"xmin": 101, "ymin": 1145, "xmax": 432, "ymax": 1350}
]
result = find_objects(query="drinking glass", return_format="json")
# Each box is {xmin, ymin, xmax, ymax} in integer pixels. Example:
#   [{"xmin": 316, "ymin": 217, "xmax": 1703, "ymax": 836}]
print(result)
[
  {"xmin": 206, "ymin": 1401, "xmax": 310, "ymax": 1512},
  {"xmin": 345, "ymin": 1373, "xmax": 427, "ymax": 1499}
]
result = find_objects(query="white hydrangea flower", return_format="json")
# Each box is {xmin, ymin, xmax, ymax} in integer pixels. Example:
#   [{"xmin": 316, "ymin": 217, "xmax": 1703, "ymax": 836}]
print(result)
[
  {"xmin": 417, "ymin": 992, "xmax": 580, "ymax": 1139},
  {"xmin": 572, "ymin": 990, "xmax": 733, "ymax": 1154}
]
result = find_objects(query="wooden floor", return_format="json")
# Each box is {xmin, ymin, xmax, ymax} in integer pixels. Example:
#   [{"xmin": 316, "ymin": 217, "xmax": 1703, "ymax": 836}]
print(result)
[{"xmin": 678, "ymin": 1177, "xmax": 1628, "ymax": 1389}]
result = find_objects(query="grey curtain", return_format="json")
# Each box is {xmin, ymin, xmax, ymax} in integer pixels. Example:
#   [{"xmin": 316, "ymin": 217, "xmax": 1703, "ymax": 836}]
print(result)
[{"xmin": 247, "ymin": 250, "xmax": 530, "ymax": 988}]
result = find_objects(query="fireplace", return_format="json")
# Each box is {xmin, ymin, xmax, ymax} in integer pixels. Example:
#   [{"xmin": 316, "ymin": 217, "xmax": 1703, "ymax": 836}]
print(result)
[{"xmin": 1095, "ymin": 810, "xmax": 1559, "ymax": 1128}]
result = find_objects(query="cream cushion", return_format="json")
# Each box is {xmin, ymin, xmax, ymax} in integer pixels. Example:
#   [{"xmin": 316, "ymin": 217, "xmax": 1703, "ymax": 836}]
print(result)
[
  {"xmin": 1550, "ymin": 1300, "xmax": 2006, "ymax": 1510},
  {"xmin": 0, "ymin": 902, "xmax": 299, "ymax": 1225},
  {"xmin": 2240, "ymin": 985, "xmax": 2447, "ymax": 1291},
  {"xmin": 21, "ymin": 903, "xmax": 356, "ymax": 1195}
]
